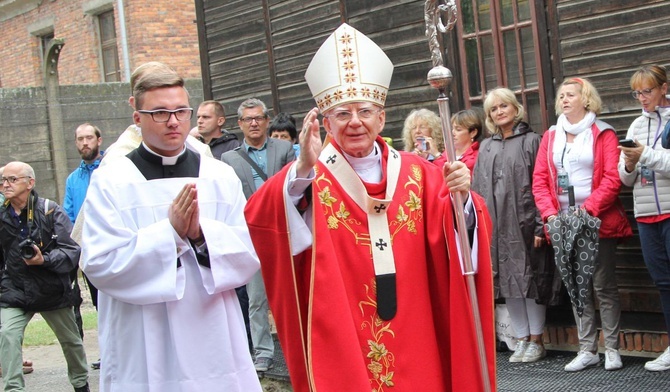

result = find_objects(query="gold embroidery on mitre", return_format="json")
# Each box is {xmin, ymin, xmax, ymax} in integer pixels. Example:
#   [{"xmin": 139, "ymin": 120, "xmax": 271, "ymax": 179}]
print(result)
[
  {"xmin": 307, "ymin": 25, "xmax": 391, "ymax": 112},
  {"xmin": 359, "ymin": 279, "xmax": 396, "ymax": 390}
]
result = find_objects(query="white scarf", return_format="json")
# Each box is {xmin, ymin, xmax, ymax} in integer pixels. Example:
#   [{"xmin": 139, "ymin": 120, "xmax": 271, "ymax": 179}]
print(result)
[{"xmin": 552, "ymin": 112, "xmax": 596, "ymax": 163}]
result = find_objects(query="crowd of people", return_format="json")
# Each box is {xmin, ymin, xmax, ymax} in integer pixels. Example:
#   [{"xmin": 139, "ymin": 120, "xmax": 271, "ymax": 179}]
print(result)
[{"xmin": 0, "ymin": 23, "xmax": 669, "ymax": 392}]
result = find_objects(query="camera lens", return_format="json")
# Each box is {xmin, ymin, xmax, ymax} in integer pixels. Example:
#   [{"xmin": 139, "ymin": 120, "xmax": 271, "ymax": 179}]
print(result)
[{"xmin": 19, "ymin": 240, "xmax": 36, "ymax": 259}]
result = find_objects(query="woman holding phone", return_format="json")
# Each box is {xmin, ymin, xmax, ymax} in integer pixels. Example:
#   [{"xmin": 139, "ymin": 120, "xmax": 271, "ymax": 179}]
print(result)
[
  {"xmin": 619, "ymin": 65, "xmax": 670, "ymax": 372},
  {"xmin": 402, "ymin": 108, "xmax": 445, "ymax": 163},
  {"xmin": 533, "ymin": 77, "xmax": 631, "ymax": 372}
]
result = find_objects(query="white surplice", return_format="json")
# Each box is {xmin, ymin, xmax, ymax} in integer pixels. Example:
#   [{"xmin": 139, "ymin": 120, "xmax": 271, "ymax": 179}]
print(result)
[{"xmin": 81, "ymin": 154, "xmax": 261, "ymax": 392}]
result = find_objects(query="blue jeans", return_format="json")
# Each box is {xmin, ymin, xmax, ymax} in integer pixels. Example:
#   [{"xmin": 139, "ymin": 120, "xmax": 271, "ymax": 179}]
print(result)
[{"xmin": 638, "ymin": 219, "xmax": 670, "ymax": 337}]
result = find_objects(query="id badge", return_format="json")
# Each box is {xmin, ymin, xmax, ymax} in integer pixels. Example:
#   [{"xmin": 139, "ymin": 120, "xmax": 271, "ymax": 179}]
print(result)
[
  {"xmin": 641, "ymin": 166, "xmax": 654, "ymax": 187},
  {"xmin": 557, "ymin": 169, "xmax": 570, "ymax": 195}
]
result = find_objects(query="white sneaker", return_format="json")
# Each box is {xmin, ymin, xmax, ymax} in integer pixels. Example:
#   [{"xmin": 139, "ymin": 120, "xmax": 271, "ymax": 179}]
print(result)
[
  {"xmin": 564, "ymin": 351, "xmax": 599, "ymax": 372},
  {"xmin": 509, "ymin": 340, "xmax": 529, "ymax": 363},
  {"xmin": 645, "ymin": 346, "xmax": 670, "ymax": 372},
  {"xmin": 604, "ymin": 348, "xmax": 623, "ymax": 370},
  {"xmin": 522, "ymin": 342, "xmax": 547, "ymax": 363}
]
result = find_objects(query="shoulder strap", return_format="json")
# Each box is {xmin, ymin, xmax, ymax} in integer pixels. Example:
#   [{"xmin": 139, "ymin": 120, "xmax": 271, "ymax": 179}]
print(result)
[
  {"xmin": 43, "ymin": 198, "xmax": 55, "ymax": 231},
  {"xmin": 236, "ymin": 148, "xmax": 268, "ymax": 181}
]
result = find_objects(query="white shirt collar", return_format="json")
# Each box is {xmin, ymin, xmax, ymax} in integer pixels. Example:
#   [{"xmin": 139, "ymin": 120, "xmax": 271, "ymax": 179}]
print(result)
[{"xmin": 141, "ymin": 142, "xmax": 187, "ymax": 165}]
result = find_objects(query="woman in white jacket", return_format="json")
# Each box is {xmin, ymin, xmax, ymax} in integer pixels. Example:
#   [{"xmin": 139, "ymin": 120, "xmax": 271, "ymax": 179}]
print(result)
[{"xmin": 619, "ymin": 64, "xmax": 670, "ymax": 372}]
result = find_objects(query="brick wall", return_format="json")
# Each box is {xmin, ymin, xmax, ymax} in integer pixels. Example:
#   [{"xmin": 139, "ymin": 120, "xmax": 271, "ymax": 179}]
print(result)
[
  {"xmin": 544, "ymin": 326, "xmax": 669, "ymax": 357},
  {"xmin": 0, "ymin": 0, "xmax": 200, "ymax": 88}
]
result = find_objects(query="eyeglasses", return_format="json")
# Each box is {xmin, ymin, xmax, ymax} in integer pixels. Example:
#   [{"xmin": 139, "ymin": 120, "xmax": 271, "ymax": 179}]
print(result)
[
  {"xmin": 631, "ymin": 87, "xmax": 656, "ymax": 99},
  {"xmin": 1, "ymin": 176, "xmax": 31, "ymax": 184},
  {"xmin": 137, "ymin": 108, "xmax": 193, "ymax": 123},
  {"xmin": 325, "ymin": 108, "xmax": 381, "ymax": 122},
  {"xmin": 239, "ymin": 116, "xmax": 267, "ymax": 124}
]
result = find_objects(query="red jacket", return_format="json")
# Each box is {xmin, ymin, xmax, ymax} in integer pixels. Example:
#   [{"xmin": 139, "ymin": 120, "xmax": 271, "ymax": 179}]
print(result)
[
  {"xmin": 532, "ymin": 121, "xmax": 632, "ymax": 239},
  {"xmin": 432, "ymin": 141, "xmax": 480, "ymax": 174}
]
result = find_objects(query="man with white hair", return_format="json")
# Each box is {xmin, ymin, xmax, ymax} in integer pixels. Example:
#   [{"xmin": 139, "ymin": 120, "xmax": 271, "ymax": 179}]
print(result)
[
  {"xmin": 0, "ymin": 161, "xmax": 89, "ymax": 392},
  {"xmin": 244, "ymin": 24, "xmax": 496, "ymax": 391}
]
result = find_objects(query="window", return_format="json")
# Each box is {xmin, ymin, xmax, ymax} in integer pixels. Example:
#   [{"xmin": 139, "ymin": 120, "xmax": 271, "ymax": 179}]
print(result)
[
  {"xmin": 97, "ymin": 10, "xmax": 120, "ymax": 82},
  {"xmin": 457, "ymin": 0, "xmax": 549, "ymax": 132},
  {"xmin": 40, "ymin": 32, "xmax": 54, "ymax": 64}
]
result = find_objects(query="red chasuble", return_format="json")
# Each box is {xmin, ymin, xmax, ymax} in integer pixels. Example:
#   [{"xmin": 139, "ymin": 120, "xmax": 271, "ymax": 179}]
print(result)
[{"xmin": 244, "ymin": 138, "xmax": 495, "ymax": 392}]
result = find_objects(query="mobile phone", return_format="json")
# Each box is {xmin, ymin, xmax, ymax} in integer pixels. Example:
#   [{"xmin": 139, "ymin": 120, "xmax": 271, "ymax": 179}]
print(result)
[
  {"xmin": 619, "ymin": 139, "xmax": 637, "ymax": 148},
  {"xmin": 416, "ymin": 136, "xmax": 427, "ymax": 151}
]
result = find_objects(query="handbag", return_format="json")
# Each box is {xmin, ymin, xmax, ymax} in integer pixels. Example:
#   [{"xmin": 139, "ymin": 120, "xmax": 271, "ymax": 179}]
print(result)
[{"xmin": 662, "ymin": 120, "xmax": 670, "ymax": 149}]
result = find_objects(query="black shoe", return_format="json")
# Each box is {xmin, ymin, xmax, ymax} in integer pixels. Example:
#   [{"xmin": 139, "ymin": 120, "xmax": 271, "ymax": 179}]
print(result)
[
  {"xmin": 74, "ymin": 383, "xmax": 90, "ymax": 392},
  {"xmin": 91, "ymin": 359, "xmax": 101, "ymax": 370}
]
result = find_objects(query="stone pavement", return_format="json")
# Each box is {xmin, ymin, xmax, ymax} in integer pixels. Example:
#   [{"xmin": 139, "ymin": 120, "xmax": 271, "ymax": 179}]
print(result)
[
  {"xmin": 19, "ymin": 333, "xmax": 670, "ymax": 391},
  {"xmin": 497, "ymin": 349, "xmax": 670, "ymax": 392},
  {"xmin": 263, "ymin": 341, "xmax": 670, "ymax": 391}
]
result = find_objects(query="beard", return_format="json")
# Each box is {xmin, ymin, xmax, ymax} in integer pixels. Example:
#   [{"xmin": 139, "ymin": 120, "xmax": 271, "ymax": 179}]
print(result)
[{"xmin": 78, "ymin": 145, "xmax": 100, "ymax": 161}]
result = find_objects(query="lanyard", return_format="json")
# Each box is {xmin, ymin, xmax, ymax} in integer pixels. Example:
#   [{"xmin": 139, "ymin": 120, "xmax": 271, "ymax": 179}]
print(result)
[{"xmin": 560, "ymin": 132, "xmax": 570, "ymax": 168}]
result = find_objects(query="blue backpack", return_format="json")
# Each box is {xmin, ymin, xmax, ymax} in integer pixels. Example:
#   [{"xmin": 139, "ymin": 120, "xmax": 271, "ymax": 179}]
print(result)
[{"xmin": 663, "ymin": 120, "xmax": 670, "ymax": 148}]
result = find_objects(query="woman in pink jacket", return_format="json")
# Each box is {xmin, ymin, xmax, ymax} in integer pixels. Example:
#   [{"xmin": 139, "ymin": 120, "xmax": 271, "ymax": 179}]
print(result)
[{"xmin": 533, "ymin": 78, "xmax": 632, "ymax": 372}]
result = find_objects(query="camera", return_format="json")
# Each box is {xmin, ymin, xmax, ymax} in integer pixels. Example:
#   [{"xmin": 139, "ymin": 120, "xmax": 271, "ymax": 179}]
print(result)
[{"xmin": 19, "ymin": 238, "xmax": 37, "ymax": 259}]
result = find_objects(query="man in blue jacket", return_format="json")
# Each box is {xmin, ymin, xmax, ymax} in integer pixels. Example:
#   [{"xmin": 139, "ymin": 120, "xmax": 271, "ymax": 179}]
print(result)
[{"xmin": 63, "ymin": 123, "xmax": 103, "ymax": 369}]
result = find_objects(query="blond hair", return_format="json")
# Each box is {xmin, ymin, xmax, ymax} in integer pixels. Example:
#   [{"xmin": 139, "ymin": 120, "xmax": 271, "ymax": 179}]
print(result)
[
  {"xmin": 630, "ymin": 64, "xmax": 668, "ymax": 90},
  {"xmin": 483, "ymin": 87, "xmax": 524, "ymax": 136},
  {"xmin": 401, "ymin": 108, "xmax": 444, "ymax": 152},
  {"xmin": 131, "ymin": 62, "xmax": 184, "ymax": 109},
  {"xmin": 555, "ymin": 78, "xmax": 602, "ymax": 116}
]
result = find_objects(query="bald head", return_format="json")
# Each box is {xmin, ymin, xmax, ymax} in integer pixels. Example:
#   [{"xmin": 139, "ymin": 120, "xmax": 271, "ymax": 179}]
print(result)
[{"xmin": 2, "ymin": 161, "xmax": 35, "ymax": 206}]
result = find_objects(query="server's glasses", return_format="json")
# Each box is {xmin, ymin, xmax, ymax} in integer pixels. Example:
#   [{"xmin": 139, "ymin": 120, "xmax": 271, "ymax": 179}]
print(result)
[{"xmin": 137, "ymin": 108, "xmax": 194, "ymax": 123}]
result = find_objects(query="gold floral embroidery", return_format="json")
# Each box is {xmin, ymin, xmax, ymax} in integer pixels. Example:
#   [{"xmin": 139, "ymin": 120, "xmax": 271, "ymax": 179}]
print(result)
[
  {"xmin": 389, "ymin": 164, "xmax": 424, "ymax": 237},
  {"xmin": 360, "ymin": 280, "xmax": 395, "ymax": 390},
  {"xmin": 313, "ymin": 164, "xmax": 426, "ymax": 389},
  {"xmin": 315, "ymin": 164, "xmax": 425, "ymax": 246},
  {"xmin": 316, "ymin": 174, "xmax": 368, "ymax": 243}
]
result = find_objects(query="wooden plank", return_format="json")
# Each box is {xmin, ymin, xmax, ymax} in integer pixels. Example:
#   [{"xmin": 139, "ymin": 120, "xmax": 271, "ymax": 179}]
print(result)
[
  {"xmin": 561, "ymin": 21, "xmax": 670, "ymax": 60},
  {"xmin": 561, "ymin": 43, "xmax": 670, "ymax": 79},
  {"xmin": 556, "ymin": 0, "xmax": 665, "ymax": 21}
]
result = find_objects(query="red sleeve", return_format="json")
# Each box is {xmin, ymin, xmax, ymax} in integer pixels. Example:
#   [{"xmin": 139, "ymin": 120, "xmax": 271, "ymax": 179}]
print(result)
[
  {"xmin": 244, "ymin": 165, "xmax": 312, "ymax": 392},
  {"xmin": 582, "ymin": 129, "xmax": 622, "ymax": 217},
  {"xmin": 532, "ymin": 131, "xmax": 559, "ymax": 220}
]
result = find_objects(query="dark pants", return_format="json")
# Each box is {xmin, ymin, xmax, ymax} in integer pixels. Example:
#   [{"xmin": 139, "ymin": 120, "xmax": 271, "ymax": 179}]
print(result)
[
  {"xmin": 235, "ymin": 285, "xmax": 253, "ymax": 354},
  {"xmin": 638, "ymin": 219, "xmax": 670, "ymax": 337}
]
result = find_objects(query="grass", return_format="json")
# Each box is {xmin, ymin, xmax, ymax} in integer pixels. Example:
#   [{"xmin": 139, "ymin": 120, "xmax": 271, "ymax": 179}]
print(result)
[{"xmin": 23, "ymin": 309, "xmax": 98, "ymax": 347}]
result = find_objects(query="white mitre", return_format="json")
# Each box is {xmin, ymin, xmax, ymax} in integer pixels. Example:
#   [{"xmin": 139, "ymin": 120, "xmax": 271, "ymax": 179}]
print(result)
[{"xmin": 305, "ymin": 23, "xmax": 394, "ymax": 113}]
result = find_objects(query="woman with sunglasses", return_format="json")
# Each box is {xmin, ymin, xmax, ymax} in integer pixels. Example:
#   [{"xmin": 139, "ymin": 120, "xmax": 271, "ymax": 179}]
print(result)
[{"xmin": 619, "ymin": 64, "xmax": 670, "ymax": 372}]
